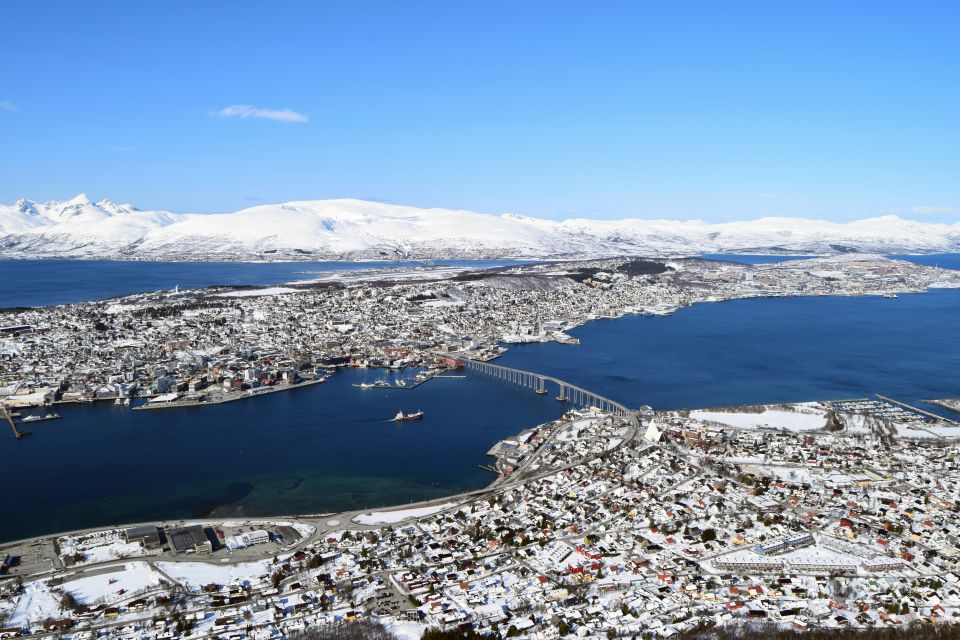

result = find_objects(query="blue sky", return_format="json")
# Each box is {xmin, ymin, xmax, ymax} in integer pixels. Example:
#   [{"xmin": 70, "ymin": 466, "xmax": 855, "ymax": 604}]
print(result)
[{"xmin": 1, "ymin": 0, "xmax": 958, "ymax": 222}]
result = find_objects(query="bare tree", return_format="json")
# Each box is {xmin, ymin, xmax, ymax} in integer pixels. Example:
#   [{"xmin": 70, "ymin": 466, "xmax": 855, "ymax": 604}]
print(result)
[{"xmin": 290, "ymin": 619, "xmax": 398, "ymax": 640}]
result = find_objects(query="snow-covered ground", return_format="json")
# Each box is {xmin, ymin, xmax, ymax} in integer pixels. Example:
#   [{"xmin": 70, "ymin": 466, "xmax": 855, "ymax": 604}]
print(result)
[
  {"xmin": 216, "ymin": 286, "xmax": 299, "ymax": 297},
  {"xmin": 7, "ymin": 580, "xmax": 63, "ymax": 627},
  {"xmin": 352, "ymin": 502, "xmax": 460, "ymax": 525},
  {"xmin": 836, "ymin": 411, "xmax": 882, "ymax": 435},
  {"xmin": 155, "ymin": 559, "xmax": 272, "ymax": 590},
  {"xmin": 891, "ymin": 421, "xmax": 960, "ymax": 439},
  {"xmin": 383, "ymin": 619, "xmax": 428, "ymax": 639},
  {"xmin": 58, "ymin": 530, "xmax": 145, "ymax": 566},
  {"xmin": 758, "ymin": 465, "xmax": 818, "ymax": 484},
  {"xmin": 689, "ymin": 403, "xmax": 830, "ymax": 432},
  {"xmin": 63, "ymin": 562, "xmax": 163, "ymax": 604}
]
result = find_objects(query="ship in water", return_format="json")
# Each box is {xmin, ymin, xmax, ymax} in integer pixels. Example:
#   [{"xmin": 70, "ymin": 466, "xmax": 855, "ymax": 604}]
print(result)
[
  {"xmin": 883, "ymin": 293, "xmax": 898, "ymax": 299},
  {"xmin": 393, "ymin": 410, "xmax": 423, "ymax": 422},
  {"xmin": 354, "ymin": 380, "xmax": 392, "ymax": 389},
  {"xmin": 21, "ymin": 412, "xmax": 61, "ymax": 423}
]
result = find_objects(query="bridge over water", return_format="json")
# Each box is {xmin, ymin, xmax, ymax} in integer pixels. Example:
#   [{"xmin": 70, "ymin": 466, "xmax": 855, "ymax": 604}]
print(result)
[{"xmin": 464, "ymin": 359, "xmax": 639, "ymax": 429}]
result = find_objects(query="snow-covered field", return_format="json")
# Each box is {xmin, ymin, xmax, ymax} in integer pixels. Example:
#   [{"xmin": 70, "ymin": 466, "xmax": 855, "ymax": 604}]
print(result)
[
  {"xmin": 7, "ymin": 581, "xmax": 62, "ymax": 627},
  {"xmin": 689, "ymin": 403, "xmax": 830, "ymax": 432},
  {"xmin": 63, "ymin": 562, "xmax": 162, "ymax": 604},
  {"xmin": 759, "ymin": 465, "xmax": 818, "ymax": 484},
  {"xmin": 216, "ymin": 286, "xmax": 299, "ymax": 297},
  {"xmin": 891, "ymin": 421, "xmax": 960, "ymax": 439},
  {"xmin": 155, "ymin": 559, "xmax": 272, "ymax": 590},
  {"xmin": 352, "ymin": 502, "xmax": 459, "ymax": 525}
]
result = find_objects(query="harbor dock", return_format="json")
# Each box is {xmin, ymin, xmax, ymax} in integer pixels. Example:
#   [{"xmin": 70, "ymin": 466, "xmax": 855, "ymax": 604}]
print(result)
[
  {"xmin": 876, "ymin": 394, "xmax": 960, "ymax": 426},
  {"xmin": 927, "ymin": 398, "xmax": 960, "ymax": 416},
  {"xmin": 132, "ymin": 377, "xmax": 327, "ymax": 411},
  {"xmin": 1, "ymin": 406, "xmax": 31, "ymax": 440}
]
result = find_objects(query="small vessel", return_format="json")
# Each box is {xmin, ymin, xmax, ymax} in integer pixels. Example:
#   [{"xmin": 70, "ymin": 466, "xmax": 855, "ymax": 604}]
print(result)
[
  {"xmin": 353, "ymin": 382, "xmax": 375, "ymax": 389},
  {"xmin": 393, "ymin": 410, "xmax": 423, "ymax": 422},
  {"xmin": 21, "ymin": 413, "xmax": 61, "ymax": 423},
  {"xmin": 373, "ymin": 380, "xmax": 391, "ymax": 388},
  {"xmin": 114, "ymin": 397, "xmax": 123, "ymax": 405},
  {"xmin": 395, "ymin": 379, "xmax": 406, "ymax": 388},
  {"xmin": 883, "ymin": 293, "xmax": 898, "ymax": 299},
  {"xmin": 123, "ymin": 397, "xmax": 131, "ymax": 405}
]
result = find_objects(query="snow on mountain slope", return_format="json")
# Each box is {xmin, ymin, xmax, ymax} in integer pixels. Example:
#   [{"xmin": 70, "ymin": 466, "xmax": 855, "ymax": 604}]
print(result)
[
  {"xmin": 130, "ymin": 199, "xmax": 579, "ymax": 259},
  {"xmin": 0, "ymin": 195, "xmax": 187, "ymax": 257},
  {"xmin": 0, "ymin": 195, "xmax": 958, "ymax": 260}
]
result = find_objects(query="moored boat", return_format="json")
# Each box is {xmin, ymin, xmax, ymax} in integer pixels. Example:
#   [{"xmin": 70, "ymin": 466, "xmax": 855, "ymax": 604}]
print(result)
[{"xmin": 21, "ymin": 412, "xmax": 61, "ymax": 423}]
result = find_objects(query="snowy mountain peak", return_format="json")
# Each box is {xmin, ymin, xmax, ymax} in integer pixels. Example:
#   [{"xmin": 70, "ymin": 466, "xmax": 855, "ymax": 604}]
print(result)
[
  {"xmin": 14, "ymin": 197, "xmax": 38, "ymax": 215},
  {"xmin": 0, "ymin": 195, "xmax": 958, "ymax": 260},
  {"xmin": 94, "ymin": 199, "xmax": 137, "ymax": 215}
]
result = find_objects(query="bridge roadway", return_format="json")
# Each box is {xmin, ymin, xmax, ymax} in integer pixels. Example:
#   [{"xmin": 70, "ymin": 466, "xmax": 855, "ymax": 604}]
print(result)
[{"xmin": 463, "ymin": 358, "xmax": 639, "ymax": 429}]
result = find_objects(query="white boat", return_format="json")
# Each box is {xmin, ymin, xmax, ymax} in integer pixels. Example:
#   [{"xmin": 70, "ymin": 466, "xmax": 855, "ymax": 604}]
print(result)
[
  {"xmin": 393, "ymin": 410, "xmax": 423, "ymax": 422},
  {"xmin": 883, "ymin": 293, "xmax": 898, "ymax": 299},
  {"xmin": 21, "ymin": 413, "xmax": 61, "ymax": 423}
]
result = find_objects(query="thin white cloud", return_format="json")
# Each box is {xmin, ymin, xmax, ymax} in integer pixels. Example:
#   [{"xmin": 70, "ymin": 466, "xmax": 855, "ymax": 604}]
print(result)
[
  {"xmin": 756, "ymin": 192, "xmax": 777, "ymax": 199},
  {"xmin": 213, "ymin": 104, "xmax": 308, "ymax": 123},
  {"xmin": 908, "ymin": 205, "xmax": 957, "ymax": 216},
  {"xmin": 112, "ymin": 145, "xmax": 137, "ymax": 153},
  {"xmin": 0, "ymin": 100, "xmax": 19, "ymax": 112}
]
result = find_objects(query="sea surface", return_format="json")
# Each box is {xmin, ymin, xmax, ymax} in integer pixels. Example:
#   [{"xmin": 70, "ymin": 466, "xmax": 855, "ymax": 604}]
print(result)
[
  {"xmin": 1, "ymin": 369, "xmax": 566, "ymax": 542},
  {"xmin": 1, "ymin": 254, "xmax": 959, "ymax": 542},
  {"xmin": 495, "ymin": 289, "xmax": 960, "ymax": 410},
  {"xmin": 0, "ymin": 259, "xmax": 523, "ymax": 308}
]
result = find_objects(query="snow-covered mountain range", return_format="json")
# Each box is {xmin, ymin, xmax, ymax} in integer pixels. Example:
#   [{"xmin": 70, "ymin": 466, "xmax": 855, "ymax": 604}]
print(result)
[{"xmin": 1, "ymin": 194, "xmax": 958, "ymax": 261}]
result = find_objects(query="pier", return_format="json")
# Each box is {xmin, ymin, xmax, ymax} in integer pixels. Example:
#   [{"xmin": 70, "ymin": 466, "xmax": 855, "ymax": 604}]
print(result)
[
  {"xmin": 927, "ymin": 398, "xmax": 960, "ymax": 416},
  {"xmin": 1, "ymin": 406, "xmax": 30, "ymax": 440},
  {"xmin": 876, "ymin": 394, "xmax": 960, "ymax": 426},
  {"xmin": 464, "ymin": 359, "xmax": 639, "ymax": 429}
]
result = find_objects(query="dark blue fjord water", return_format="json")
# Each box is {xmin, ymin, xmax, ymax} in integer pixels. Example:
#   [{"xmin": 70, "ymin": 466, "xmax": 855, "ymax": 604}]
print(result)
[
  {"xmin": 0, "ymin": 369, "xmax": 565, "ymax": 542},
  {"xmin": 496, "ymin": 289, "xmax": 960, "ymax": 411},
  {"xmin": 0, "ymin": 259, "xmax": 523, "ymax": 308}
]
